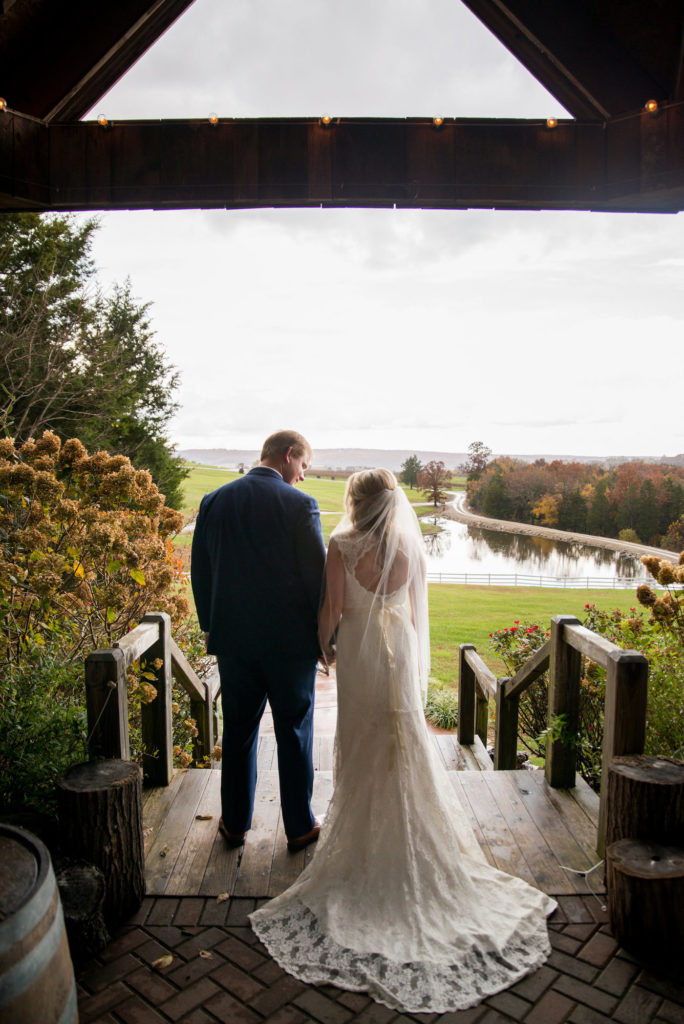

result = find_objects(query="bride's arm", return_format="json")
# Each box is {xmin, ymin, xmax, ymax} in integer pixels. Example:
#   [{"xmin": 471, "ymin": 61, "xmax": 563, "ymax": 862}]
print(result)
[{"xmin": 318, "ymin": 538, "xmax": 344, "ymax": 663}]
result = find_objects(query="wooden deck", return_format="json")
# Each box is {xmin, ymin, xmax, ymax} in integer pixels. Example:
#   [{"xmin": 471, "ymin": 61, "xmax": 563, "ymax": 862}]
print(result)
[{"xmin": 143, "ymin": 734, "xmax": 603, "ymax": 899}]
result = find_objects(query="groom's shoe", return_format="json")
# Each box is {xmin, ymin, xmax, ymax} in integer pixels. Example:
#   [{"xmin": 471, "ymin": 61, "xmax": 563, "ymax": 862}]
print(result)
[
  {"xmin": 287, "ymin": 820, "xmax": 321, "ymax": 853},
  {"xmin": 219, "ymin": 818, "xmax": 246, "ymax": 848}
]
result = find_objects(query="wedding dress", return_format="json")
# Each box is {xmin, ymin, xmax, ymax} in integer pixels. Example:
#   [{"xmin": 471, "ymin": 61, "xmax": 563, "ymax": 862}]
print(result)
[{"xmin": 250, "ymin": 483, "xmax": 556, "ymax": 1013}]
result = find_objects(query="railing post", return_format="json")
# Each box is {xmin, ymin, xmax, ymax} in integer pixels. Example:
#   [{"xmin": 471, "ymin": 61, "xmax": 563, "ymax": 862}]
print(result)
[
  {"xmin": 476, "ymin": 683, "xmax": 489, "ymax": 746},
  {"xmin": 494, "ymin": 678, "xmax": 519, "ymax": 770},
  {"xmin": 85, "ymin": 648, "xmax": 129, "ymax": 760},
  {"xmin": 191, "ymin": 678, "xmax": 215, "ymax": 766},
  {"xmin": 545, "ymin": 615, "xmax": 582, "ymax": 788},
  {"xmin": 458, "ymin": 644, "xmax": 476, "ymax": 745},
  {"xmin": 597, "ymin": 650, "xmax": 648, "ymax": 856},
  {"xmin": 140, "ymin": 612, "xmax": 173, "ymax": 786}
]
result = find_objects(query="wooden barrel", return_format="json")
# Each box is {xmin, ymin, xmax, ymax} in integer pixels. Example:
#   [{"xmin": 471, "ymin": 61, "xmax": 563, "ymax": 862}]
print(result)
[{"xmin": 0, "ymin": 825, "xmax": 77, "ymax": 1024}]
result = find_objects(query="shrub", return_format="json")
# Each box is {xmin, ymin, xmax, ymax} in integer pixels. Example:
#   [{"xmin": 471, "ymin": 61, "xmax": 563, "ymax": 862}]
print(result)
[
  {"xmin": 0, "ymin": 431, "xmax": 188, "ymax": 663},
  {"xmin": 489, "ymin": 593, "xmax": 684, "ymax": 791},
  {"xmin": 618, "ymin": 528, "xmax": 640, "ymax": 543},
  {"xmin": 425, "ymin": 680, "xmax": 459, "ymax": 731},
  {"xmin": 0, "ymin": 432, "xmax": 210, "ymax": 811},
  {"xmin": 0, "ymin": 650, "xmax": 87, "ymax": 814}
]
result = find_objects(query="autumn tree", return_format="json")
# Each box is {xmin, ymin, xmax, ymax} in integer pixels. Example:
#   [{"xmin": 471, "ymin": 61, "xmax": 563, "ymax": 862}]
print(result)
[
  {"xmin": 463, "ymin": 441, "xmax": 492, "ymax": 480},
  {"xmin": 400, "ymin": 454, "xmax": 423, "ymax": 489},
  {"xmin": 419, "ymin": 460, "xmax": 451, "ymax": 507}
]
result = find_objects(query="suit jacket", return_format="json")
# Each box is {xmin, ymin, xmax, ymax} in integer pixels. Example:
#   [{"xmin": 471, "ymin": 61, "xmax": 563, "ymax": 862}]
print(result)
[{"xmin": 191, "ymin": 467, "xmax": 326, "ymax": 659}]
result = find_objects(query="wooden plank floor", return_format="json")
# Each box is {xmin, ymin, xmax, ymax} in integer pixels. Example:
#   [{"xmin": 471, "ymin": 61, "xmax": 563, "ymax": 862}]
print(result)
[{"xmin": 143, "ymin": 733, "xmax": 603, "ymax": 899}]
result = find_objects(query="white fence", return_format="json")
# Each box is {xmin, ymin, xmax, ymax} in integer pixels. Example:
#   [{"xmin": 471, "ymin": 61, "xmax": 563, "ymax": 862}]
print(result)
[{"xmin": 425, "ymin": 572, "xmax": 675, "ymax": 589}]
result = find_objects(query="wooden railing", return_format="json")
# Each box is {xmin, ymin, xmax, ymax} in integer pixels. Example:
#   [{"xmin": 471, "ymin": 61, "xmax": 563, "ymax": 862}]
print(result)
[
  {"xmin": 84, "ymin": 611, "xmax": 221, "ymax": 786},
  {"xmin": 458, "ymin": 614, "xmax": 649, "ymax": 855}
]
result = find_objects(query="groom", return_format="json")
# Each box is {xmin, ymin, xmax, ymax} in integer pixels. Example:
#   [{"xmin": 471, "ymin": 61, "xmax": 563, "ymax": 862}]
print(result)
[{"xmin": 191, "ymin": 430, "xmax": 326, "ymax": 852}]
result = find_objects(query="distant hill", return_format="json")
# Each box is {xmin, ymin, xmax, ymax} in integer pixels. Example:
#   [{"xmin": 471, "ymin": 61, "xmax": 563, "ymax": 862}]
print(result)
[{"xmin": 179, "ymin": 448, "xmax": 684, "ymax": 472}]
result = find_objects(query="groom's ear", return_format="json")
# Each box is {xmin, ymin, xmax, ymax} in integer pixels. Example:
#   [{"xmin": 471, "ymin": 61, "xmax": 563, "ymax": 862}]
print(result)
[{"xmin": 283, "ymin": 446, "xmax": 294, "ymax": 463}]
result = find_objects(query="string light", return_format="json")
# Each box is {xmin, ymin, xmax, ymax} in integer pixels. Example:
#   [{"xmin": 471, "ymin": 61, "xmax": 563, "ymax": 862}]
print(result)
[
  {"xmin": 546, "ymin": 117, "xmax": 558, "ymax": 128},
  {"xmin": 432, "ymin": 116, "xmax": 444, "ymax": 127},
  {"xmin": 208, "ymin": 112, "xmax": 219, "ymax": 125},
  {"xmin": 645, "ymin": 99, "xmax": 658, "ymax": 113},
  {"xmin": 320, "ymin": 114, "xmax": 332, "ymax": 126},
  {"xmin": 97, "ymin": 114, "xmax": 108, "ymax": 127}
]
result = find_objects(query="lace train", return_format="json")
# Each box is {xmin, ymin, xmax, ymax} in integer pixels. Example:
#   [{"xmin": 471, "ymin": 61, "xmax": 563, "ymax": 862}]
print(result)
[{"xmin": 251, "ymin": 898, "xmax": 553, "ymax": 1013}]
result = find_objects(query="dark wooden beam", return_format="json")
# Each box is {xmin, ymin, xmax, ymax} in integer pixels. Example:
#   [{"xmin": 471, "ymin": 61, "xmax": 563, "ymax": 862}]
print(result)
[
  {"xmin": 2, "ymin": 109, "xmax": 684, "ymax": 214},
  {"xmin": 0, "ymin": 0, "xmax": 196, "ymax": 122},
  {"xmin": 461, "ymin": 0, "xmax": 668, "ymax": 121}
]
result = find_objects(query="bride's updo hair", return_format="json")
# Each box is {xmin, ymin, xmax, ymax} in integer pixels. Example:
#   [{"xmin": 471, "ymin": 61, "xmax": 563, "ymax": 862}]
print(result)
[{"xmin": 344, "ymin": 468, "xmax": 397, "ymax": 531}]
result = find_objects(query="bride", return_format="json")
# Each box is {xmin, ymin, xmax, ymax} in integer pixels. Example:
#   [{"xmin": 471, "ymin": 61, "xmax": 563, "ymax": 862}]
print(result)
[{"xmin": 250, "ymin": 469, "xmax": 556, "ymax": 1013}]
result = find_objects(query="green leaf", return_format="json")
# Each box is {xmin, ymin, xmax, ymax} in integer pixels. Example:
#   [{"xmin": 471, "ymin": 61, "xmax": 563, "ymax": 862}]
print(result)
[
  {"xmin": 106, "ymin": 559, "xmax": 122, "ymax": 573},
  {"xmin": 130, "ymin": 568, "xmax": 146, "ymax": 586},
  {"xmin": 106, "ymin": 607, "xmax": 116, "ymax": 624}
]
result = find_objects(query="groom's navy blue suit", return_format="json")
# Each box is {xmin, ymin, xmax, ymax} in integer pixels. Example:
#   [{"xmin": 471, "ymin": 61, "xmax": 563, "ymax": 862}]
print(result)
[{"xmin": 191, "ymin": 467, "xmax": 326, "ymax": 839}]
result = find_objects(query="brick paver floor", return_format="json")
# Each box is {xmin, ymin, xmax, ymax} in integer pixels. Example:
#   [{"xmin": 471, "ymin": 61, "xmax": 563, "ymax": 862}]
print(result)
[{"xmin": 77, "ymin": 895, "xmax": 684, "ymax": 1024}]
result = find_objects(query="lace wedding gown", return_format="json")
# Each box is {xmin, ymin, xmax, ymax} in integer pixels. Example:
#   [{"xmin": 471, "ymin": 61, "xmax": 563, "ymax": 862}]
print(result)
[{"xmin": 250, "ymin": 530, "xmax": 557, "ymax": 1013}]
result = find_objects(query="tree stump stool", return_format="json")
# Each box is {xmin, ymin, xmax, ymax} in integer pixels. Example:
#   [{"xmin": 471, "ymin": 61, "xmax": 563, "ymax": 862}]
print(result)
[
  {"xmin": 55, "ymin": 860, "xmax": 110, "ymax": 966},
  {"xmin": 56, "ymin": 760, "xmax": 144, "ymax": 928},
  {"xmin": 606, "ymin": 755, "xmax": 684, "ymax": 849},
  {"xmin": 606, "ymin": 839, "xmax": 684, "ymax": 969}
]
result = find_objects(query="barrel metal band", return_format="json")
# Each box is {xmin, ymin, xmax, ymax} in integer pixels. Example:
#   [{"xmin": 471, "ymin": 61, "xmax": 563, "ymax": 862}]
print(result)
[
  {"xmin": 0, "ymin": 863, "xmax": 56, "ymax": 955},
  {"xmin": 0, "ymin": 899, "xmax": 66, "ymax": 1008}
]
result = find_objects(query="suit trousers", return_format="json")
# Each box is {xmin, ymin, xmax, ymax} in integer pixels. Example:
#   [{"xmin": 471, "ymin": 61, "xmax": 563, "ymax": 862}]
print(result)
[{"xmin": 217, "ymin": 651, "xmax": 318, "ymax": 840}]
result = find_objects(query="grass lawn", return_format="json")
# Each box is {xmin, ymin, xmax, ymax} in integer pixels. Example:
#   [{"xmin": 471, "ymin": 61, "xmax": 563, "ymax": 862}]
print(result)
[
  {"xmin": 178, "ymin": 468, "xmax": 644, "ymax": 693},
  {"xmin": 428, "ymin": 584, "xmax": 642, "ymax": 687},
  {"xmin": 181, "ymin": 464, "xmax": 240, "ymax": 514}
]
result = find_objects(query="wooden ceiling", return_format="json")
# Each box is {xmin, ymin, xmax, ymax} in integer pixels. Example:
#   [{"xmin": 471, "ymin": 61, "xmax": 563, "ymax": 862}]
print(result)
[{"xmin": 1, "ymin": 0, "xmax": 684, "ymax": 213}]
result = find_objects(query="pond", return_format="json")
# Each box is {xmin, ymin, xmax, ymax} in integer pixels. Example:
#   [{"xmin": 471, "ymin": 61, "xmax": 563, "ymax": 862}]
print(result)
[{"xmin": 423, "ymin": 515, "xmax": 650, "ymax": 587}]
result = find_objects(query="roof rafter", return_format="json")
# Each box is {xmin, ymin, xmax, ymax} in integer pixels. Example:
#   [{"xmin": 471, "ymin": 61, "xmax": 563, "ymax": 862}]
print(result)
[
  {"xmin": 0, "ymin": 0, "xmax": 196, "ymax": 122},
  {"xmin": 461, "ymin": 0, "xmax": 669, "ymax": 120}
]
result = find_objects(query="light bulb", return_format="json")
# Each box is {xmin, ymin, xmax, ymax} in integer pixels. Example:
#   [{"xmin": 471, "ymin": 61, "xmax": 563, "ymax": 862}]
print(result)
[
  {"xmin": 0, "ymin": 98, "xmax": 7, "ymax": 112},
  {"xmin": 645, "ymin": 99, "xmax": 658, "ymax": 113},
  {"xmin": 320, "ymin": 114, "xmax": 332, "ymax": 126},
  {"xmin": 97, "ymin": 114, "xmax": 108, "ymax": 127},
  {"xmin": 433, "ymin": 116, "xmax": 444, "ymax": 127},
  {"xmin": 208, "ymin": 113, "xmax": 219, "ymax": 125},
  {"xmin": 546, "ymin": 117, "xmax": 558, "ymax": 128}
]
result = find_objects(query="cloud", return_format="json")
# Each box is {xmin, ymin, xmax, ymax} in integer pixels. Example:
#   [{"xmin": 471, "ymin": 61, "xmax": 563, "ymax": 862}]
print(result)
[
  {"xmin": 77, "ymin": 4, "xmax": 684, "ymax": 459},
  {"xmin": 91, "ymin": 0, "xmax": 567, "ymax": 121}
]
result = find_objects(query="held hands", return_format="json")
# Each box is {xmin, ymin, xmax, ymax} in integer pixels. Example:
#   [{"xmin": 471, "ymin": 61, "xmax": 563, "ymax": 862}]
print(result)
[{"xmin": 320, "ymin": 643, "xmax": 336, "ymax": 667}]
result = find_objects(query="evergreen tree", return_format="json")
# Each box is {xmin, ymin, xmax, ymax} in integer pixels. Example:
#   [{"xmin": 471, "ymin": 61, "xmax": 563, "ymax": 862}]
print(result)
[
  {"xmin": 587, "ymin": 478, "xmax": 613, "ymax": 536},
  {"xmin": 558, "ymin": 490, "xmax": 588, "ymax": 532},
  {"xmin": 400, "ymin": 454, "xmax": 422, "ymax": 490},
  {"xmin": 634, "ymin": 479, "xmax": 660, "ymax": 545},
  {"xmin": 0, "ymin": 213, "xmax": 187, "ymax": 507},
  {"xmin": 616, "ymin": 482, "xmax": 640, "ymax": 534},
  {"xmin": 482, "ymin": 473, "xmax": 511, "ymax": 519}
]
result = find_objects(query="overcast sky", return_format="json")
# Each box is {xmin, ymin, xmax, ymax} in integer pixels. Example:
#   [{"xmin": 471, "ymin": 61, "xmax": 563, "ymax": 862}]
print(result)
[{"xmin": 79, "ymin": 0, "xmax": 683, "ymax": 460}]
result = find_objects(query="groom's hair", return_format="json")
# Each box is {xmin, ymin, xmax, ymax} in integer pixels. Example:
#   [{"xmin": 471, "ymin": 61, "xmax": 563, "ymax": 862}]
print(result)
[{"xmin": 261, "ymin": 430, "xmax": 313, "ymax": 463}]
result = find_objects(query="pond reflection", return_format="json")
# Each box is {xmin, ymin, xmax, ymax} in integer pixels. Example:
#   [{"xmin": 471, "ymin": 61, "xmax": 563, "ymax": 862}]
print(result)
[{"xmin": 423, "ymin": 517, "xmax": 648, "ymax": 582}]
